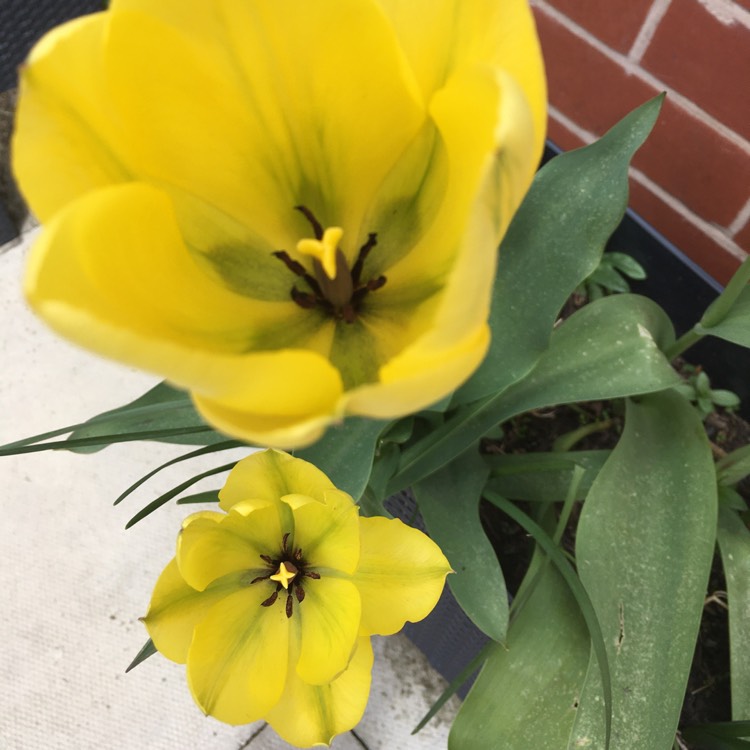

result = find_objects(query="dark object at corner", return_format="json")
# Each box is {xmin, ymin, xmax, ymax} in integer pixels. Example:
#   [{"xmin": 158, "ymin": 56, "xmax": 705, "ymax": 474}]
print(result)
[{"xmin": 0, "ymin": 1, "xmax": 104, "ymax": 93}]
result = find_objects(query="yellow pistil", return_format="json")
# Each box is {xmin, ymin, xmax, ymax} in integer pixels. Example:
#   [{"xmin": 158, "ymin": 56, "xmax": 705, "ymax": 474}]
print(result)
[
  {"xmin": 270, "ymin": 561, "xmax": 298, "ymax": 590},
  {"xmin": 297, "ymin": 226, "xmax": 344, "ymax": 280}
]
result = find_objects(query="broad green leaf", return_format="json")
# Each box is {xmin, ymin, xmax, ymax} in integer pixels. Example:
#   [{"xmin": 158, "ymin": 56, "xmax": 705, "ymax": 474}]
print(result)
[
  {"xmin": 390, "ymin": 294, "xmax": 679, "ymax": 493},
  {"xmin": 484, "ymin": 450, "xmax": 610, "ymax": 503},
  {"xmin": 449, "ymin": 565, "xmax": 590, "ymax": 750},
  {"xmin": 717, "ymin": 507, "xmax": 750, "ymax": 719},
  {"xmin": 67, "ymin": 381, "xmax": 225, "ymax": 453},
  {"xmin": 457, "ymin": 95, "xmax": 664, "ymax": 404},
  {"xmin": 570, "ymin": 391, "xmax": 717, "ymax": 750},
  {"xmin": 413, "ymin": 449, "xmax": 506, "ymax": 641},
  {"xmin": 697, "ymin": 286, "xmax": 750, "ymax": 349},
  {"xmin": 682, "ymin": 721, "xmax": 750, "ymax": 750},
  {"xmin": 294, "ymin": 417, "xmax": 387, "ymax": 511}
]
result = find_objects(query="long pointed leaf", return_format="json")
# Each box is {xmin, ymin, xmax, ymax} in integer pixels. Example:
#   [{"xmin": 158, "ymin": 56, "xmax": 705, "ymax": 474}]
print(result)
[
  {"xmin": 458, "ymin": 95, "xmax": 664, "ymax": 404},
  {"xmin": 570, "ymin": 391, "xmax": 717, "ymax": 749}
]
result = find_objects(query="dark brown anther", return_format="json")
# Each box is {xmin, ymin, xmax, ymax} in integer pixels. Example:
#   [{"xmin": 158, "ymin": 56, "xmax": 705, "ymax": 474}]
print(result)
[
  {"xmin": 295, "ymin": 584, "xmax": 306, "ymax": 603},
  {"xmin": 250, "ymin": 574, "xmax": 271, "ymax": 585},
  {"xmin": 261, "ymin": 590, "xmax": 279, "ymax": 607},
  {"xmin": 291, "ymin": 287, "xmax": 318, "ymax": 309},
  {"xmin": 304, "ymin": 570, "xmax": 321, "ymax": 580},
  {"xmin": 340, "ymin": 304, "xmax": 356, "ymax": 324},
  {"xmin": 260, "ymin": 554, "xmax": 275, "ymax": 565},
  {"xmin": 351, "ymin": 233, "xmax": 378, "ymax": 285},
  {"xmin": 281, "ymin": 532, "xmax": 291, "ymax": 553},
  {"xmin": 273, "ymin": 250, "xmax": 307, "ymax": 277},
  {"xmin": 295, "ymin": 205, "xmax": 324, "ymax": 240},
  {"xmin": 294, "ymin": 548, "xmax": 303, "ymax": 561},
  {"xmin": 286, "ymin": 594, "xmax": 294, "ymax": 618},
  {"xmin": 366, "ymin": 275, "xmax": 387, "ymax": 292}
]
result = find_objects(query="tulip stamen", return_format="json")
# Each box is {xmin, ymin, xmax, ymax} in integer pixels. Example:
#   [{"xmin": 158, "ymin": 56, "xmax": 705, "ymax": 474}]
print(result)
[
  {"xmin": 275, "ymin": 208, "xmax": 388, "ymax": 324},
  {"xmin": 252, "ymin": 536, "xmax": 319, "ymax": 616}
]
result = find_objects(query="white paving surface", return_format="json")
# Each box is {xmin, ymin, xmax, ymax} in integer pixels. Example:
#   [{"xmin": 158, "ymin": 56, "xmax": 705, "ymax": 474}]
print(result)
[{"xmin": 0, "ymin": 230, "xmax": 458, "ymax": 750}]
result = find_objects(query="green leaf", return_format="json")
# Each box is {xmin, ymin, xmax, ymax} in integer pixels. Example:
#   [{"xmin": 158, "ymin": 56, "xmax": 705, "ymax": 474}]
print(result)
[
  {"xmin": 456, "ymin": 95, "xmax": 664, "ymax": 404},
  {"xmin": 697, "ymin": 286, "xmax": 750, "ymax": 349},
  {"xmin": 718, "ymin": 444, "xmax": 750, "ymax": 486},
  {"xmin": 175, "ymin": 490, "xmax": 221, "ymax": 504},
  {"xmin": 66, "ymin": 382, "xmax": 225, "ymax": 453},
  {"xmin": 413, "ymin": 448, "xmax": 506, "ymax": 641},
  {"xmin": 682, "ymin": 721, "xmax": 750, "ymax": 750},
  {"xmin": 449, "ymin": 565, "xmax": 591, "ymax": 750},
  {"xmin": 390, "ymin": 294, "xmax": 679, "ymax": 493},
  {"xmin": 125, "ymin": 639, "xmax": 157, "ymax": 673},
  {"xmin": 717, "ymin": 507, "xmax": 750, "ymax": 719},
  {"xmin": 570, "ymin": 391, "xmax": 717, "ymax": 749},
  {"xmin": 114, "ymin": 440, "xmax": 242, "ymax": 505},
  {"xmin": 126, "ymin": 463, "xmax": 236, "ymax": 528},
  {"xmin": 588, "ymin": 264, "xmax": 631, "ymax": 293},
  {"xmin": 484, "ymin": 450, "xmax": 610, "ymax": 503},
  {"xmin": 607, "ymin": 252, "xmax": 647, "ymax": 280},
  {"xmin": 294, "ymin": 417, "xmax": 387, "ymax": 511}
]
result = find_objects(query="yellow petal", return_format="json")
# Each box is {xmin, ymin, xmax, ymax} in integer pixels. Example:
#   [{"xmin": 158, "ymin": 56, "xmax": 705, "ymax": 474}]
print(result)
[
  {"xmin": 142, "ymin": 558, "xmax": 244, "ymax": 664},
  {"xmin": 292, "ymin": 499, "xmax": 360, "ymax": 575},
  {"xmin": 177, "ymin": 505, "xmax": 282, "ymax": 592},
  {"xmin": 24, "ymin": 183, "xmax": 346, "ymax": 446},
  {"xmin": 266, "ymin": 636, "xmax": 374, "ymax": 748},
  {"xmin": 187, "ymin": 586, "xmax": 290, "ymax": 724},
  {"xmin": 378, "ymin": 0, "xmax": 547, "ymax": 157},
  {"xmin": 12, "ymin": 13, "xmax": 125, "ymax": 222},
  {"xmin": 295, "ymin": 577, "xmax": 361, "ymax": 685},
  {"xmin": 219, "ymin": 450, "xmax": 335, "ymax": 513},
  {"xmin": 353, "ymin": 517, "xmax": 451, "ymax": 636}
]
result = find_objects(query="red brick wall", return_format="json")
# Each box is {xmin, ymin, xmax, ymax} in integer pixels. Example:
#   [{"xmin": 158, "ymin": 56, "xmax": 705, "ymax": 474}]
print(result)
[{"xmin": 530, "ymin": 0, "xmax": 750, "ymax": 284}]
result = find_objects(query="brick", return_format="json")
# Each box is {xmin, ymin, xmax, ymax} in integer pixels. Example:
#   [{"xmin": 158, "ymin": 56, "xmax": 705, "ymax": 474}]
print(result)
[
  {"xmin": 641, "ymin": 0, "xmax": 750, "ymax": 141},
  {"xmin": 546, "ymin": 114, "xmax": 588, "ymax": 152},
  {"xmin": 734, "ymin": 216, "xmax": 750, "ymax": 252},
  {"xmin": 540, "ymin": 0, "xmax": 656, "ymax": 52},
  {"xmin": 634, "ymin": 98, "xmax": 750, "ymax": 226},
  {"xmin": 533, "ymin": 9, "xmax": 659, "ymax": 134},
  {"xmin": 629, "ymin": 181, "xmax": 742, "ymax": 285}
]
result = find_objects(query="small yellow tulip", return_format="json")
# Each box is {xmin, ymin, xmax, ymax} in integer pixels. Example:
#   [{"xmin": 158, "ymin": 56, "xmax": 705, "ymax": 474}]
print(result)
[
  {"xmin": 142, "ymin": 450, "xmax": 451, "ymax": 747},
  {"xmin": 14, "ymin": 0, "xmax": 546, "ymax": 447}
]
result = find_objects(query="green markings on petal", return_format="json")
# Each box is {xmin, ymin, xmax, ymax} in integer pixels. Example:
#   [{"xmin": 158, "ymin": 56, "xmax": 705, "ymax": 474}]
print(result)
[{"xmin": 207, "ymin": 244, "xmax": 293, "ymax": 301}]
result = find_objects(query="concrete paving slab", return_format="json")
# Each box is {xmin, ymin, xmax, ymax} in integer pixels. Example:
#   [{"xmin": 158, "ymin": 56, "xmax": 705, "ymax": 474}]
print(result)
[{"xmin": 0, "ymin": 230, "xmax": 459, "ymax": 749}]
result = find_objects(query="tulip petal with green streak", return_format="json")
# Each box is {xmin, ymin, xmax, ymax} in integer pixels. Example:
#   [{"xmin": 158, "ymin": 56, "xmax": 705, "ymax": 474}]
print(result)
[
  {"xmin": 142, "ymin": 450, "xmax": 451, "ymax": 747},
  {"xmin": 14, "ymin": 0, "xmax": 546, "ymax": 447}
]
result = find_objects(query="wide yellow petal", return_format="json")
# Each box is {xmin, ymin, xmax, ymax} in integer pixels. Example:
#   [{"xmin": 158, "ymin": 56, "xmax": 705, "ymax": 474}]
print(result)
[
  {"xmin": 266, "ymin": 636, "xmax": 374, "ymax": 748},
  {"xmin": 353, "ymin": 517, "xmax": 451, "ymax": 636},
  {"xmin": 187, "ymin": 586, "xmax": 289, "ymax": 724},
  {"xmin": 377, "ymin": 0, "xmax": 547, "ymax": 158},
  {"xmin": 219, "ymin": 450, "xmax": 335, "ymax": 513},
  {"xmin": 24, "ymin": 183, "xmax": 346, "ymax": 445},
  {"xmin": 12, "ymin": 13, "xmax": 125, "ymax": 222},
  {"xmin": 142, "ymin": 559, "xmax": 244, "ymax": 664},
  {"xmin": 295, "ymin": 577, "xmax": 362, "ymax": 685},
  {"xmin": 177, "ymin": 505, "xmax": 282, "ymax": 592},
  {"xmin": 292, "ymin": 500, "xmax": 360, "ymax": 575}
]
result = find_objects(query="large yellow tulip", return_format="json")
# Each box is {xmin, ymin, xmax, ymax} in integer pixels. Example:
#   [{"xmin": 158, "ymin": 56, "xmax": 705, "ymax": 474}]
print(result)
[
  {"xmin": 143, "ymin": 450, "xmax": 451, "ymax": 746},
  {"xmin": 14, "ymin": 0, "xmax": 546, "ymax": 447}
]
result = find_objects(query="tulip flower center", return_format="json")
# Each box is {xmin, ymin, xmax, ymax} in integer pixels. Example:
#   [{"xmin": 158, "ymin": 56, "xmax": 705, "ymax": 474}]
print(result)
[
  {"xmin": 249, "ymin": 531, "xmax": 320, "ymax": 618},
  {"xmin": 273, "ymin": 206, "xmax": 386, "ymax": 324}
]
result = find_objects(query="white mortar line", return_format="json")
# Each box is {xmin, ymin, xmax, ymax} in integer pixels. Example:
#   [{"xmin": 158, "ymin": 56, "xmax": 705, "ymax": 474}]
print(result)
[
  {"xmin": 629, "ymin": 0, "xmax": 673, "ymax": 63},
  {"xmin": 548, "ymin": 105, "xmax": 598, "ymax": 144},
  {"xmin": 695, "ymin": 0, "xmax": 750, "ymax": 27},
  {"xmin": 630, "ymin": 168, "xmax": 747, "ymax": 261},
  {"xmin": 531, "ymin": 0, "xmax": 750, "ymax": 156},
  {"xmin": 728, "ymin": 196, "xmax": 750, "ymax": 237}
]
